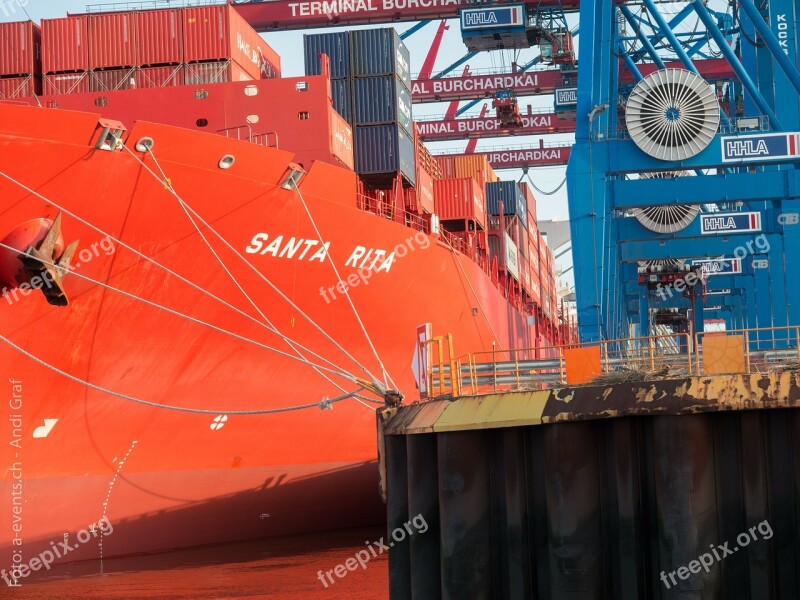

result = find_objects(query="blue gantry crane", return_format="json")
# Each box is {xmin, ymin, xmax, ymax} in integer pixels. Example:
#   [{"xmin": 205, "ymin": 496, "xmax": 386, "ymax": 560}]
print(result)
[{"xmin": 568, "ymin": 0, "xmax": 800, "ymax": 347}]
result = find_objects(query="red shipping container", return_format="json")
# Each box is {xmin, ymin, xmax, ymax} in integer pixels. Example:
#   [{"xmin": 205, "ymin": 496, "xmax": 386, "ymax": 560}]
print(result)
[
  {"xmin": 529, "ymin": 266, "xmax": 542, "ymax": 305},
  {"xmin": 538, "ymin": 232, "xmax": 547, "ymax": 268},
  {"xmin": 519, "ymin": 181, "xmax": 537, "ymax": 222},
  {"xmin": 434, "ymin": 155, "xmax": 456, "ymax": 179},
  {"xmin": 527, "ymin": 214, "xmax": 538, "ymax": 245},
  {"xmin": 89, "ymin": 12, "xmax": 136, "ymax": 70},
  {"xmin": 0, "ymin": 76, "xmax": 39, "ymax": 99},
  {"xmin": 136, "ymin": 8, "xmax": 183, "ymax": 66},
  {"xmin": 89, "ymin": 68, "xmax": 137, "ymax": 92},
  {"xmin": 517, "ymin": 220, "xmax": 528, "ymax": 258},
  {"xmin": 330, "ymin": 110, "xmax": 354, "ymax": 170},
  {"xmin": 137, "ymin": 65, "xmax": 184, "ymax": 88},
  {"xmin": 415, "ymin": 166, "xmax": 435, "ymax": 214},
  {"xmin": 42, "ymin": 16, "xmax": 89, "ymax": 73},
  {"xmin": 434, "ymin": 177, "xmax": 486, "ymax": 230},
  {"xmin": 0, "ymin": 21, "xmax": 41, "ymax": 77},
  {"xmin": 520, "ymin": 255, "xmax": 532, "ymax": 296},
  {"xmin": 43, "ymin": 72, "xmax": 90, "ymax": 95},
  {"xmin": 182, "ymin": 5, "xmax": 281, "ymax": 80},
  {"xmin": 184, "ymin": 60, "xmax": 253, "ymax": 85}
]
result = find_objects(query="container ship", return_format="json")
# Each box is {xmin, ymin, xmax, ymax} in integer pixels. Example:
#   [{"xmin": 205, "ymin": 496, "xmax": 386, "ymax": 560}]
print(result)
[{"xmin": 0, "ymin": 5, "xmax": 565, "ymax": 567}]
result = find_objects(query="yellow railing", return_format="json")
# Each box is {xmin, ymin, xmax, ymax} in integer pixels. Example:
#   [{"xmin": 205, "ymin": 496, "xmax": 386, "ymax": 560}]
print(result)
[{"xmin": 425, "ymin": 326, "xmax": 800, "ymax": 400}]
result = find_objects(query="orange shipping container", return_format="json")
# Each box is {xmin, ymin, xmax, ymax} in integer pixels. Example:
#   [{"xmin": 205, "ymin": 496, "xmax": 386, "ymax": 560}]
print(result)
[
  {"xmin": 137, "ymin": 65, "xmax": 184, "ymax": 88},
  {"xmin": 330, "ymin": 111, "xmax": 355, "ymax": 170},
  {"xmin": 43, "ymin": 72, "xmax": 90, "ymax": 95},
  {"xmin": 434, "ymin": 177, "xmax": 487, "ymax": 229},
  {"xmin": 184, "ymin": 60, "xmax": 253, "ymax": 85},
  {"xmin": 519, "ymin": 181, "xmax": 537, "ymax": 222},
  {"xmin": 452, "ymin": 154, "xmax": 497, "ymax": 183},
  {"xmin": 0, "ymin": 76, "xmax": 39, "ymax": 99},
  {"xmin": 0, "ymin": 21, "xmax": 41, "ymax": 77},
  {"xmin": 136, "ymin": 8, "xmax": 183, "ymax": 66},
  {"xmin": 435, "ymin": 155, "xmax": 457, "ymax": 179},
  {"xmin": 182, "ymin": 5, "xmax": 280, "ymax": 80},
  {"xmin": 88, "ymin": 12, "xmax": 137, "ymax": 70},
  {"xmin": 529, "ymin": 266, "xmax": 542, "ymax": 305},
  {"xmin": 42, "ymin": 16, "xmax": 89, "ymax": 73},
  {"xmin": 416, "ymin": 166, "xmax": 435, "ymax": 214}
]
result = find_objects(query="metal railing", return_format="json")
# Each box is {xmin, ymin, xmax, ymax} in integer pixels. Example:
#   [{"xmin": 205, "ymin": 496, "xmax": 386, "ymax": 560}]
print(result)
[
  {"xmin": 427, "ymin": 333, "xmax": 693, "ymax": 398},
  {"xmin": 694, "ymin": 325, "xmax": 800, "ymax": 375},
  {"xmin": 217, "ymin": 125, "xmax": 279, "ymax": 149},
  {"xmin": 425, "ymin": 325, "xmax": 800, "ymax": 400},
  {"xmin": 87, "ymin": 0, "xmax": 223, "ymax": 12}
]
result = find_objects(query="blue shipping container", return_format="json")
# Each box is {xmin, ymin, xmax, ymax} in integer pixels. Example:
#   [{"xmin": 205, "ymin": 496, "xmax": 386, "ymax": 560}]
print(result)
[
  {"xmin": 304, "ymin": 32, "xmax": 351, "ymax": 79},
  {"xmin": 330, "ymin": 79, "xmax": 352, "ymax": 123},
  {"xmin": 352, "ymin": 76, "xmax": 412, "ymax": 132},
  {"xmin": 354, "ymin": 124, "xmax": 416, "ymax": 186},
  {"xmin": 486, "ymin": 181, "xmax": 528, "ymax": 226},
  {"xmin": 350, "ymin": 28, "xmax": 411, "ymax": 88}
]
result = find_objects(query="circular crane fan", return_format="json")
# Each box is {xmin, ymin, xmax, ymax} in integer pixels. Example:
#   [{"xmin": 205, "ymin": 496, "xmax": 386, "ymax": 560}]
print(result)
[
  {"xmin": 631, "ymin": 171, "xmax": 700, "ymax": 234},
  {"xmin": 625, "ymin": 69, "xmax": 720, "ymax": 161},
  {"xmin": 637, "ymin": 259, "xmax": 687, "ymax": 269}
]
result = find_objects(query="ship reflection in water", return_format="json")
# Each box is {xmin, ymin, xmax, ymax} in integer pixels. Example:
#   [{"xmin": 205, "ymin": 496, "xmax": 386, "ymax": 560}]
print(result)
[{"xmin": 6, "ymin": 526, "xmax": 388, "ymax": 599}]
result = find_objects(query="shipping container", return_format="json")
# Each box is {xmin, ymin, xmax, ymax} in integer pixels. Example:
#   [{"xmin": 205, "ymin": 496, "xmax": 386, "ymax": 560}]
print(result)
[
  {"xmin": 352, "ymin": 76, "xmax": 412, "ymax": 132},
  {"xmin": 0, "ymin": 21, "xmax": 41, "ymax": 77},
  {"xmin": 416, "ymin": 135, "xmax": 442, "ymax": 180},
  {"xmin": 486, "ymin": 181, "xmax": 528, "ymax": 225},
  {"xmin": 538, "ymin": 232, "xmax": 548, "ymax": 271},
  {"xmin": 354, "ymin": 124, "xmax": 416, "ymax": 186},
  {"xmin": 435, "ymin": 155, "xmax": 457, "ymax": 179},
  {"xmin": 329, "ymin": 110, "xmax": 355, "ymax": 170},
  {"xmin": 330, "ymin": 78, "xmax": 352, "ymax": 123},
  {"xmin": 519, "ymin": 181, "xmax": 537, "ymax": 222},
  {"xmin": 527, "ymin": 214, "xmax": 538, "ymax": 248},
  {"xmin": 415, "ymin": 165, "xmax": 435, "ymax": 214},
  {"xmin": 0, "ymin": 75, "xmax": 39, "ymax": 99},
  {"xmin": 42, "ymin": 16, "xmax": 89, "ymax": 73},
  {"xmin": 43, "ymin": 72, "xmax": 90, "ymax": 95},
  {"xmin": 517, "ymin": 220, "xmax": 528, "ymax": 258},
  {"xmin": 434, "ymin": 177, "xmax": 487, "ymax": 230},
  {"xmin": 136, "ymin": 8, "xmax": 183, "ymax": 66},
  {"xmin": 137, "ymin": 64, "xmax": 184, "ymax": 88},
  {"xmin": 452, "ymin": 154, "xmax": 497, "ymax": 183},
  {"xmin": 529, "ymin": 266, "xmax": 542, "ymax": 305},
  {"xmin": 304, "ymin": 32, "xmax": 351, "ymax": 79},
  {"xmin": 529, "ymin": 241, "xmax": 540, "ymax": 274},
  {"xmin": 88, "ymin": 12, "xmax": 136, "ymax": 70},
  {"xmin": 182, "ymin": 5, "xmax": 280, "ymax": 79},
  {"xmin": 350, "ymin": 28, "xmax": 411, "ymax": 88},
  {"xmin": 184, "ymin": 61, "xmax": 252, "ymax": 85},
  {"xmin": 520, "ymin": 255, "xmax": 531, "ymax": 296},
  {"xmin": 89, "ymin": 67, "xmax": 137, "ymax": 92},
  {"xmin": 487, "ymin": 233, "xmax": 520, "ymax": 280}
]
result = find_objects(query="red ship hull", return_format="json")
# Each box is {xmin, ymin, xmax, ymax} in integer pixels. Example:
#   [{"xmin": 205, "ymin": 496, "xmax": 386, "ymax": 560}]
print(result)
[{"xmin": 0, "ymin": 102, "xmax": 536, "ymax": 572}]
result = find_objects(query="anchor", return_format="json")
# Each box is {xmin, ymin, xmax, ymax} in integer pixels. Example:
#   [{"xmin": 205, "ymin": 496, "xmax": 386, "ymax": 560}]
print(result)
[{"xmin": 16, "ymin": 213, "xmax": 79, "ymax": 307}]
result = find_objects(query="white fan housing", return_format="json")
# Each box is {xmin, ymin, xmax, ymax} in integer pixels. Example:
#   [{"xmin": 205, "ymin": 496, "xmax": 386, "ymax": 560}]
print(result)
[
  {"xmin": 625, "ymin": 69, "xmax": 720, "ymax": 161},
  {"xmin": 631, "ymin": 171, "xmax": 700, "ymax": 234}
]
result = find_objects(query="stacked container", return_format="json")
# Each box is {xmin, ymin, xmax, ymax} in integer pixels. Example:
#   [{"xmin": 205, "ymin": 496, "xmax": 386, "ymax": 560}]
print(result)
[
  {"xmin": 41, "ymin": 5, "xmax": 280, "ymax": 95},
  {"xmin": 0, "ymin": 21, "xmax": 42, "ymax": 99},
  {"xmin": 434, "ymin": 177, "xmax": 486, "ymax": 231},
  {"xmin": 486, "ymin": 181, "xmax": 528, "ymax": 226},
  {"xmin": 304, "ymin": 28, "xmax": 415, "ymax": 187}
]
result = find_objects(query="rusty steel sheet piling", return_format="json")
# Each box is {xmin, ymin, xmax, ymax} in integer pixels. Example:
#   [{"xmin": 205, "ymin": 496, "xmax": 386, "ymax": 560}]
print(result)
[{"xmin": 378, "ymin": 373, "xmax": 800, "ymax": 599}]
